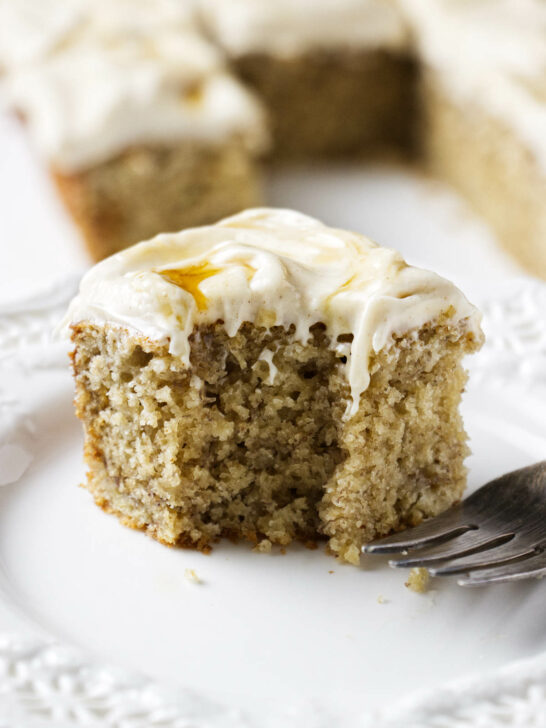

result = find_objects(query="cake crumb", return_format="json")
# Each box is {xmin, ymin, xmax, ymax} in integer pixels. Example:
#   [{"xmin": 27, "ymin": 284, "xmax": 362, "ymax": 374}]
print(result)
[
  {"xmin": 377, "ymin": 594, "xmax": 389, "ymax": 604},
  {"xmin": 328, "ymin": 570, "xmax": 334, "ymax": 574},
  {"xmin": 254, "ymin": 539, "xmax": 272, "ymax": 553},
  {"xmin": 184, "ymin": 568, "xmax": 201, "ymax": 584},
  {"xmin": 405, "ymin": 567, "xmax": 430, "ymax": 593}
]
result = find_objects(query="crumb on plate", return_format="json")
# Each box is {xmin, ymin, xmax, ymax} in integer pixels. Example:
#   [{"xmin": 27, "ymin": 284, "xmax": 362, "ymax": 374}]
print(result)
[
  {"xmin": 405, "ymin": 567, "xmax": 430, "ymax": 593},
  {"xmin": 184, "ymin": 568, "xmax": 201, "ymax": 584},
  {"xmin": 253, "ymin": 538, "xmax": 272, "ymax": 553}
]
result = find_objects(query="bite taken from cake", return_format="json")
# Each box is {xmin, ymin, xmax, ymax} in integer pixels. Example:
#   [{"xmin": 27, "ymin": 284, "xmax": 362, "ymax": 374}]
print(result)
[{"xmin": 64, "ymin": 208, "xmax": 483, "ymax": 564}]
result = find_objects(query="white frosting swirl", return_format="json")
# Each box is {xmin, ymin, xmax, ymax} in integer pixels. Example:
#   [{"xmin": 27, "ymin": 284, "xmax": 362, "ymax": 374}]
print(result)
[
  {"xmin": 199, "ymin": 0, "xmax": 408, "ymax": 58},
  {"xmin": 64, "ymin": 208, "xmax": 482, "ymax": 416}
]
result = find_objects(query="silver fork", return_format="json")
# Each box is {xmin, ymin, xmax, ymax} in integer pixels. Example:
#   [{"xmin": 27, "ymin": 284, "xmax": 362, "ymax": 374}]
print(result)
[{"xmin": 363, "ymin": 461, "xmax": 546, "ymax": 587}]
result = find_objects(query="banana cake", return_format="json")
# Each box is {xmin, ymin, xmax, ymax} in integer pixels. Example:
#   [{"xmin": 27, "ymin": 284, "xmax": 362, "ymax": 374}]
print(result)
[
  {"xmin": 200, "ymin": 0, "xmax": 417, "ymax": 160},
  {"xmin": 400, "ymin": 0, "xmax": 546, "ymax": 279},
  {"xmin": 64, "ymin": 208, "xmax": 483, "ymax": 564},
  {"xmin": 4, "ymin": 1, "xmax": 268, "ymax": 261}
]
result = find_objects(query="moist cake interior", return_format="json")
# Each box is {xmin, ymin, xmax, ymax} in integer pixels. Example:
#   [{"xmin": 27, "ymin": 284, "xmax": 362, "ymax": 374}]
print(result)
[{"xmin": 72, "ymin": 312, "xmax": 477, "ymax": 564}]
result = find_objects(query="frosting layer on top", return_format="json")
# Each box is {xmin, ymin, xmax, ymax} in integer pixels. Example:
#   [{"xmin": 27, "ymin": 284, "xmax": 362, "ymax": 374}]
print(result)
[
  {"xmin": 400, "ymin": 0, "xmax": 546, "ymax": 171},
  {"xmin": 64, "ymin": 208, "xmax": 482, "ymax": 415},
  {"xmin": 199, "ymin": 0, "xmax": 408, "ymax": 57},
  {"xmin": 2, "ymin": 0, "xmax": 267, "ymax": 171},
  {"xmin": 0, "ymin": 0, "xmax": 195, "ymax": 72}
]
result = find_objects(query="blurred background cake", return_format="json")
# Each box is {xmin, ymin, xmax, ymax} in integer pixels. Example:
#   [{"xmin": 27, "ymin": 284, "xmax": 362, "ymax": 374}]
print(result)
[
  {"xmin": 1, "ymin": 0, "xmax": 544, "ymax": 276},
  {"xmin": 2, "ymin": 0, "xmax": 267, "ymax": 260},
  {"xmin": 200, "ymin": 0, "xmax": 417, "ymax": 160},
  {"xmin": 401, "ymin": 0, "xmax": 546, "ymax": 279}
]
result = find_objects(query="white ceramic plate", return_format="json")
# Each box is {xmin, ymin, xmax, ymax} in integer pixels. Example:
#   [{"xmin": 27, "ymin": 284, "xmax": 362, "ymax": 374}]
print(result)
[{"xmin": 1, "ymin": 114, "xmax": 546, "ymax": 727}]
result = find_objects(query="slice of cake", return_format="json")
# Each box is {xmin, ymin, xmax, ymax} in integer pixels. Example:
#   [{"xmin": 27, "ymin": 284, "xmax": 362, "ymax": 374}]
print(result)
[
  {"xmin": 4, "ymin": 8, "xmax": 268, "ymax": 261},
  {"xmin": 199, "ymin": 0, "xmax": 417, "ymax": 159},
  {"xmin": 64, "ymin": 208, "xmax": 483, "ymax": 564},
  {"xmin": 401, "ymin": 0, "xmax": 546, "ymax": 279}
]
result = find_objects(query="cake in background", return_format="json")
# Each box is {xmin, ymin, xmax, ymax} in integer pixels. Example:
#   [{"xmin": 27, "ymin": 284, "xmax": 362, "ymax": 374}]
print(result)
[
  {"xmin": 65, "ymin": 208, "xmax": 483, "ymax": 564},
  {"xmin": 1, "ymin": 0, "xmax": 268, "ymax": 261},
  {"xmin": 401, "ymin": 0, "xmax": 546, "ymax": 280},
  {"xmin": 200, "ymin": 0, "xmax": 418, "ymax": 160},
  {"xmin": 1, "ymin": 0, "xmax": 544, "ymax": 278}
]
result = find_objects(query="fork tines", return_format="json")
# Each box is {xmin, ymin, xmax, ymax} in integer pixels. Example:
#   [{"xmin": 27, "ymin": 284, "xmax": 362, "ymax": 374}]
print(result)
[{"xmin": 362, "ymin": 462, "xmax": 546, "ymax": 587}]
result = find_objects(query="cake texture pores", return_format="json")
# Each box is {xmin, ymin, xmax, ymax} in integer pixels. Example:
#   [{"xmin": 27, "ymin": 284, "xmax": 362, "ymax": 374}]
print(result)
[{"xmin": 64, "ymin": 208, "xmax": 482, "ymax": 415}]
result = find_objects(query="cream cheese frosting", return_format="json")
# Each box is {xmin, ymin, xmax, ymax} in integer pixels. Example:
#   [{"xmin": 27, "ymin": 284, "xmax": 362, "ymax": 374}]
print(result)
[
  {"xmin": 2, "ymin": 1, "xmax": 267, "ymax": 171},
  {"xmin": 0, "ymin": 0, "xmax": 80, "ymax": 72},
  {"xmin": 199, "ymin": 0, "xmax": 408, "ymax": 58},
  {"xmin": 0, "ymin": 0, "xmax": 196, "ymax": 72},
  {"xmin": 64, "ymin": 208, "xmax": 482, "ymax": 416},
  {"xmin": 399, "ymin": 0, "xmax": 546, "ymax": 172}
]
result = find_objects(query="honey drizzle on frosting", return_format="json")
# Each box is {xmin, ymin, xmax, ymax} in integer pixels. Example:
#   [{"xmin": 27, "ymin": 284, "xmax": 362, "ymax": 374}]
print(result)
[{"xmin": 159, "ymin": 263, "xmax": 222, "ymax": 311}]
